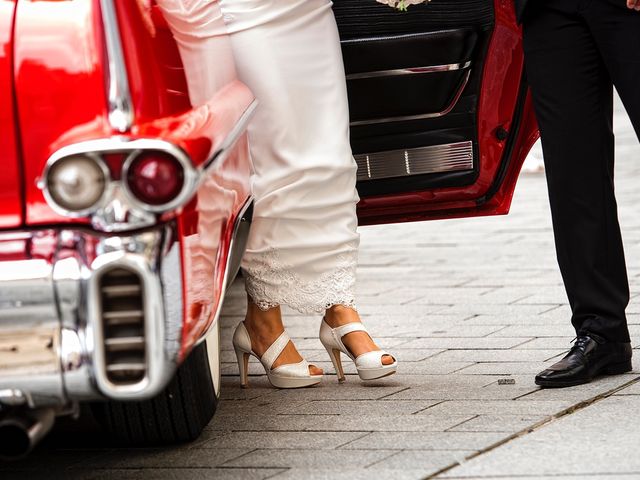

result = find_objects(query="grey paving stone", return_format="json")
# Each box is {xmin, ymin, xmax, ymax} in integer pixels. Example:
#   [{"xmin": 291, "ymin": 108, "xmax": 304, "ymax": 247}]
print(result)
[
  {"xmin": 395, "ymin": 360, "xmax": 475, "ymax": 375},
  {"xmin": 463, "ymin": 314, "xmax": 568, "ymax": 326},
  {"xmin": 521, "ymin": 374, "xmax": 638, "ymax": 401},
  {"xmin": 431, "ymin": 349, "xmax": 562, "ymax": 363},
  {"xmin": 370, "ymin": 449, "xmax": 476, "ymax": 472},
  {"xmin": 341, "ymin": 431, "xmax": 505, "ymax": 451},
  {"xmin": 400, "ymin": 337, "xmax": 533, "ymax": 350},
  {"xmin": 383, "ymin": 387, "xmax": 537, "ymax": 401},
  {"xmin": 490, "ymin": 325, "xmax": 579, "ymax": 338},
  {"xmin": 443, "ymin": 477, "xmax": 640, "ymax": 480},
  {"xmin": 271, "ymin": 468, "xmax": 434, "ymax": 480},
  {"xmin": 436, "ymin": 304, "xmax": 554, "ymax": 316},
  {"xmin": 420, "ymin": 400, "xmax": 573, "ymax": 416},
  {"xmin": 513, "ymin": 337, "xmax": 578, "ymax": 349},
  {"xmin": 80, "ymin": 448, "xmax": 251, "ymax": 469},
  {"xmin": 455, "ymin": 362, "xmax": 548, "ymax": 375},
  {"xmin": 285, "ymin": 399, "xmax": 438, "ymax": 416},
  {"xmin": 211, "ymin": 410, "xmax": 474, "ymax": 433},
  {"xmin": 222, "ymin": 448, "xmax": 396, "ymax": 468},
  {"xmin": 440, "ymin": 396, "xmax": 640, "ymax": 478},
  {"xmin": 207, "ymin": 414, "xmax": 335, "ymax": 432},
  {"xmin": 448, "ymin": 414, "xmax": 548, "ymax": 433},
  {"xmin": 215, "ymin": 399, "xmax": 314, "ymax": 417},
  {"xmin": 299, "ymin": 414, "xmax": 477, "ymax": 432},
  {"xmin": 405, "ymin": 325, "xmax": 508, "ymax": 338},
  {"xmin": 387, "ymin": 348, "xmax": 446, "ymax": 361},
  {"xmin": 0, "ymin": 468, "xmax": 287, "ymax": 480},
  {"xmin": 196, "ymin": 431, "xmax": 367, "ymax": 450},
  {"xmin": 614, "ymin": 381, "xmax": 640, "ymax": 395},
  {"xmin": 258, "ymin": 382, "xmax": 409, "ymax": 401}
]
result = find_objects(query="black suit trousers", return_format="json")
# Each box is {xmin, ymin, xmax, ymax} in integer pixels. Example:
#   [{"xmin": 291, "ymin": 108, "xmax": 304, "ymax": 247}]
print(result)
[{"xmin": 522, "ymin": 0, "xmax": 640, "ymax": 342}]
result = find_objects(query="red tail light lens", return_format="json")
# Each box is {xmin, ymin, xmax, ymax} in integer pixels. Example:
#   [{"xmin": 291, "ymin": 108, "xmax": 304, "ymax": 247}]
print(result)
[{"xmin": 126, "ymin": 152, "xmax": 185, "ymax": 206}]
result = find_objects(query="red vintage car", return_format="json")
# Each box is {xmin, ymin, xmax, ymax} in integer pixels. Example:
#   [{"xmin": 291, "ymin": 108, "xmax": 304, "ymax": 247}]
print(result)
[{"xmin": 0, "ymin": 0, "xmax": 538, "ymax": 457}]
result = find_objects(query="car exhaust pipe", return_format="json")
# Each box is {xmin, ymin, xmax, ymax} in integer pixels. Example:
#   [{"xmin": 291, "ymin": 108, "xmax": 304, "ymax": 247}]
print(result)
[{"xmin": 0, "ymin": 408, "xmax": 55, "ymax": 460}]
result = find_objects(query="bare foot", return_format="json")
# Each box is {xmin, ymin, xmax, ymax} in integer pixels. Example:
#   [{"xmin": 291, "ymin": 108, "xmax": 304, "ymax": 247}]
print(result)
[
  {"xmin": 324, "ymin": 305, "xmax": 395, "ymax": 365},
  {"xmin": 244, "ymin": 301, "xmax": 323, "ymax": 376}
]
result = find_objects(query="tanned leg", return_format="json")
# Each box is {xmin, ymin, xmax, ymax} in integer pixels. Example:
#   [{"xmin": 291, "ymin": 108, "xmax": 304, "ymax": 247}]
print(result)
[
  {"xmin": 244, "ymin": 300, "xmax": 323, "ymax": 375},
  {"xmin": 324, "ymin": 305, "xmax": 394, "ymax": 365}
]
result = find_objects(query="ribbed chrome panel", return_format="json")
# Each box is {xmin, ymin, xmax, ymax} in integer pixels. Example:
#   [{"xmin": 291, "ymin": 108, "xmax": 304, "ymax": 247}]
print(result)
[
  {"xmin": 99, "ymin": 268, "xmax": 146, "ymax": 385},
  {"xmin": 355, "ymin": 141, "xmax": 474, "ymax": 181}
]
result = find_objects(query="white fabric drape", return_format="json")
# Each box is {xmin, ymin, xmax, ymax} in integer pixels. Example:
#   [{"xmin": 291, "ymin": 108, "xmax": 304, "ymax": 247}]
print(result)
[{"xmin": 157, "ymin": 0, "xmax": 360, "ymax": 314}]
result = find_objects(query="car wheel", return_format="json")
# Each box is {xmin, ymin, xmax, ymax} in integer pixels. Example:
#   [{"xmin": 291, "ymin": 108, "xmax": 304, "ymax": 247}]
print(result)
[{"xmin": 91, "ymin": 323, "xmax": 221, "ymax": 446}]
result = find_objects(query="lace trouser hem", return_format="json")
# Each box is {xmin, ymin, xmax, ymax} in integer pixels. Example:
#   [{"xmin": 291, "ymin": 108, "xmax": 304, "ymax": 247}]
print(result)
[{"xmin": 243, "ymin": 249, "xmax": 358, "ymax": 315}]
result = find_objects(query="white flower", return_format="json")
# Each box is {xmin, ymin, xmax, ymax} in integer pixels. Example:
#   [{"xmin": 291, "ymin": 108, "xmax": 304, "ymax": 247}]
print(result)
[{"xmin": 376, "ymin": 0, "xmax": 431, "ymax": 11}]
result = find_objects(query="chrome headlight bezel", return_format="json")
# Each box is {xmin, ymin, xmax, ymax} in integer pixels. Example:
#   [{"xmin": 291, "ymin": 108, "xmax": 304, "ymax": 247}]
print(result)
[{"xmin": 41, "ymin": 152, "xmax": 112, "ymax": 219}]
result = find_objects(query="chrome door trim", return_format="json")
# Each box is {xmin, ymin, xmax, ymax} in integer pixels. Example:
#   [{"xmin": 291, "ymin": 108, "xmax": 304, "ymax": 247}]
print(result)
[
  {"xmin": 346, "ymin": 60, "xmax": 471, "ymax": 80},
  {"xmin": 100, "ymin": 0, "xmax": 134, "ymax": 133},
  {"xmin": 195, "ymin": 195, "xmax": 254, "ymax": 348},
  {"xmin": 355, "ymin": 140, "xmax": 474, "ymax": 181},
  {"xmin": 350, "ymin": 69, "xmax": 471, "ymax": 126}
]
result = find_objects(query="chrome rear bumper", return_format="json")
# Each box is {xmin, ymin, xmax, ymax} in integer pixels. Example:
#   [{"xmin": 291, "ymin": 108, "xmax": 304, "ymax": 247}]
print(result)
[{"xmin": 0, "ymin": 225, "xmax": 183, "ymax": 409}]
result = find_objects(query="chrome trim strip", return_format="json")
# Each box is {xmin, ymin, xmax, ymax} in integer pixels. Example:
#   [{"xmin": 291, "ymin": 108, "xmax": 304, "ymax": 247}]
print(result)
[
  {"xmin": 355, "ymin": 141, "xmax": 474, "ymax": 181},
  {"xmin": 341, "ymin": 29, "xmax": 463, "ymax": 45},
  {"xmin": 346, "ymin": 61, "xmax": 471, "ymax": 81},
  {"xmin": 100, "ymin": 0, "xmax": 134, "ymax": 133},
  {"xmin": 195, "ymin": 196, "xmax": 254, "ymax": 348},
  {"xmin": 350, "ymin": 69, "xmax": 471, "ymax": 127}
]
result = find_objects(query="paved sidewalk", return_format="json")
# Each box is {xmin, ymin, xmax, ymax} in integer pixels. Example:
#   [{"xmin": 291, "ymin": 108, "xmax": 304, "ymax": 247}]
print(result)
[{"xmin": 1, "ymin": 100, "xmax": 639, "ymax": 479}]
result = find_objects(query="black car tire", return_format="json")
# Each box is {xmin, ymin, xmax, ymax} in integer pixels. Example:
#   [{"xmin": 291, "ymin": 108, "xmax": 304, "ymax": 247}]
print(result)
[{"xmin": 91, "ymin": 337, "xmax": 218, "ymax": 446}]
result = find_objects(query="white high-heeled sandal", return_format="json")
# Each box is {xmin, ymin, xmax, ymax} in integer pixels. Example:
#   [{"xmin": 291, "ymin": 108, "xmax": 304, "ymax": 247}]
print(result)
[
  {"xmin": 232, "ymin": 322, "xmax": 323, "ymax": 389},
  {"xmin": 319, "ymin": 318, "xmax": 397, "ymax": 382}
]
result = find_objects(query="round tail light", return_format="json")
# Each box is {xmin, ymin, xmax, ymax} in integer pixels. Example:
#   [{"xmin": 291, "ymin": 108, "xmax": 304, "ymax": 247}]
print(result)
[
  {"xmin": 126, "ymin": 152, "xmax": 185, "ymax": 206},
  {"xmin": 46, "ymin": 155, "xmax": 107, "ymax": 214}
]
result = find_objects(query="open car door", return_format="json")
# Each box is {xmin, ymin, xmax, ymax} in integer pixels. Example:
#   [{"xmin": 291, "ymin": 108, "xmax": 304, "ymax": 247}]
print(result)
[{"xmin": 333, "ymin": 0, "xmax": 539, "ymax": 225}]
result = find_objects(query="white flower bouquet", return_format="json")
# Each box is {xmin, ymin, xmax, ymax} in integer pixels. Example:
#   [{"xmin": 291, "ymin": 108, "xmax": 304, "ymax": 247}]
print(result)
[{"xmin": 376, "ymin": 0, "xmax": 431, "ymax": 11}]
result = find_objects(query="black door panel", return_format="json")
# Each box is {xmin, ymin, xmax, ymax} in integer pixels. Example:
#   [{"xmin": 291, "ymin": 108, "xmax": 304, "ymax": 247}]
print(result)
[
  {"xmin": 332, "ymin": 1, "xmax": 493, "ymax": 39},
  {"xmin": 332, "ymin": 0, "xmax": 495, "ymax": 197},
  {"xmin": 343, "ymin": 29, "xmax": 477, "ymax": 124}
]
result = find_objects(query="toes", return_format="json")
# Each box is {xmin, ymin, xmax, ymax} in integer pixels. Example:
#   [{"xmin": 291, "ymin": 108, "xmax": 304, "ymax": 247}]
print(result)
[
  {"xmin": 381, "ymin": 354, "xmax": 395, "ymax": 366},
  {"xmin": 309, "ymin": 364, "xmax": 324, "ymax": 376}
]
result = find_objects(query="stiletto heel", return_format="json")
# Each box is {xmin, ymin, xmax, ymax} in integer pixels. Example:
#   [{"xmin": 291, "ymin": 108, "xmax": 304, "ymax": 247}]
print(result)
[
  {"xmin": 235, "ymin": 347, "xmax": 250, "ymax": 388},
  {"xmin": 232, "ymin": 322, "xmax": 323, "ymax": 389},
  {"xmin": 320, "ymin": 318, "xmax": 397, "ymax": 381},
  {"xmin": 326, "ymin": 348, "xmax": 345, "ymax": 383}
]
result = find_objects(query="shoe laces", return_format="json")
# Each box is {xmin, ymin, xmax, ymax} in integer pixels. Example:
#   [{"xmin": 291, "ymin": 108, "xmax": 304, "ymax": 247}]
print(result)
[{"xmin": 568, "ymin": 332, "xmax": 603, "ymax": 355}]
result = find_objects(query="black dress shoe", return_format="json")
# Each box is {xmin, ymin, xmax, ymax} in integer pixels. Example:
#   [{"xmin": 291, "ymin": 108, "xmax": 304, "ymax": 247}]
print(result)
[{"xmin": 535, "ymin": 332, "xmax": 632, "ymax": 388}]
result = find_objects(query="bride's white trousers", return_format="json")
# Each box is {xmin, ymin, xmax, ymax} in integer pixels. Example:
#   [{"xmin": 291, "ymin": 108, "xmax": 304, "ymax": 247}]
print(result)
[{"xmin": 157, "ymin": 0, "xmax": 360, "ymax": 314}]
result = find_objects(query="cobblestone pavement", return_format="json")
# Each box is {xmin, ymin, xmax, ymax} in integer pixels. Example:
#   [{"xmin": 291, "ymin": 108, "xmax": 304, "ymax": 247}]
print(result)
[{"xmin": 2, "ymin": 100, "xmax": 640, "ymax": 479}]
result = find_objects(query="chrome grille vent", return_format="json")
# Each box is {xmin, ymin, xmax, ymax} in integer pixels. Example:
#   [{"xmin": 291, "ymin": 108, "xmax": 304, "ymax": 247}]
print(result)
[{"xmin": 99, "ymin": 268, "xmax": 146, "ymax": 385}]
